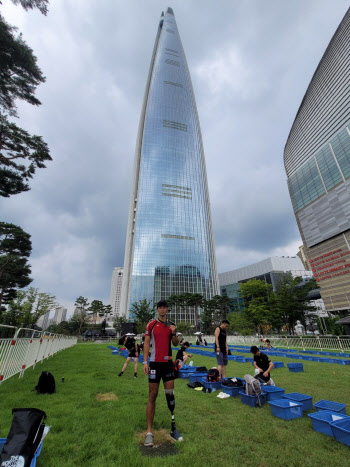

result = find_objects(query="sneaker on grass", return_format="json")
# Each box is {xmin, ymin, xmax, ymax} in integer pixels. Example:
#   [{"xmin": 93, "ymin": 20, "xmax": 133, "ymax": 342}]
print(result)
[
  {"xmin": 144, "ymin": 432, "xmax": 154, "ymax": 447},
  {"xmin": 118, "ymin": 372, "xmax": 123, "ymax": 377}
]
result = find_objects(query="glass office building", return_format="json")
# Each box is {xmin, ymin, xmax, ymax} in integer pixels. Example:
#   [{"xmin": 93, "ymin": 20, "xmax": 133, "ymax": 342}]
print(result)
[
  {"xmin": 120, "ymin": 8, "xmax": 219, "ymax": 322},
  {"xmin": 284, "ymin": 8, "xmax": 350, "ymax": 312}
]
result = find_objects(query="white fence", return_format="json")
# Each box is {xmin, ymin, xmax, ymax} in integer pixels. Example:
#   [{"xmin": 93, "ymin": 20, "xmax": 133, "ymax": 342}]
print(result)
[
  {"xmin": 200, "ymin": 335, "xmax": 350, "ymax": 352},
  {"xmin": 0, "ymin": 325, "xmax": 77, "ymax": 384}
]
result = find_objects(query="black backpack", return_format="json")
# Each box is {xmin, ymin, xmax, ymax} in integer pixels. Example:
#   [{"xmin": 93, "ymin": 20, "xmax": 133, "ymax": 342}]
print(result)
[
  {"xmin": 0, "ymin": 408, "xmax": 46, "ymax": 467},
  {"xmin": 207, "ymin": 368, "xmax": 220, "ymax": 382},
  {"xmin": 35, "ymin": 371, "xmax": 56, "ymax": 394}
]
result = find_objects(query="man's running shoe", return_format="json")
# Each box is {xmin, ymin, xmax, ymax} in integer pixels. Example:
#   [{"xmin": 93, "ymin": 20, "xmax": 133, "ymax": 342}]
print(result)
[
  {"xmin": 170, "ymin": 429, "xmax": 184, "ymax": 442},
  {"xmin": 118, "ymin": 372, "xmax": 123, "ymax": 377},
  {"xmin": 134, "ymin": 374, "xmax": 138, "ymax": 378},
  {"xmin": 144, "ymin": 432, "xmax": 154, "ymax": 447}
]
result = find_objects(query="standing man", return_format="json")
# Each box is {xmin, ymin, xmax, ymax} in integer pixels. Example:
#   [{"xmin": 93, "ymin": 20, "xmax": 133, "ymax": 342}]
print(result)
[
  {"xmin": 214, "ymin": 319, "xmax": 230, "ymax": 379},
  {"xmin": 250, "ymin": 345, "xmax": 273, "ymax": 385},
  {"xmin": 143, "ymin": 300, "xmax": 181, "ymax": 447},
  {"xmin": 118, "ymin": 335, "xmax": 139, "ymax": 378}
]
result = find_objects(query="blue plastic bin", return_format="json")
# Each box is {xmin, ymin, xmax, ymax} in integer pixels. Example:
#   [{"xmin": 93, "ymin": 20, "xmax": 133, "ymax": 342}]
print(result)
[
  {"xmin": 336, "ymin": 360, "xmax": 350, "ymax": 365},
  {"xmin": 287, "ymin": 363, "xmax": 304, "ymax": 372},
  {"xmin": 0, "ymin": 438, "xmax": 43, "ymax": 466},
  {"xmin": 201, "ymin": 377, "xmax": 222, "ymax": 390},
  {"xmin": 308, "ymin": 410, "xmax": 350, "ymax": 437},
  {"xmin": 263, "ymin": 386, "xmax": 285, "ymax": 401},
  {"xmin": 269, "ymin": 399, "xmax": 303, "ymax": 420},
  {"xmin": 330, "ymin": 418, "xmax": 350, "ymax": 447},
  {"xmin": 189, "ymin": 372, "xmax": 207, "ymax": 383},
  {"xmin": 178, "ymin": 369, "xmax": 197, "ymax": 379},
  {"xmin": 235, "ymin": 357, "xmax": 246, "ymax": 363},
  {"xmin": 314, "ymin": 400, "xmax": 346, "ymax": 414},
  {"xmin": 272, "ymin": 362, "xmax": 284, "ymax": 368},
  {"xmin": 282, "ymin": 393, "xmax": 313, "ymax": 411},
  {"xmin": 238, "ymin": 391, "xmax": 267, "ymax": 407},
  {"xmin": 221, "ymin": 378, "xmax": 245, "ymax": 397}
]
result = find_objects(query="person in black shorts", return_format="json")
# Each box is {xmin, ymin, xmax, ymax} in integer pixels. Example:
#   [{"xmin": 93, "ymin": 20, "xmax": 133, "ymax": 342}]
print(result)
[
  {"xmin": 176, "ymin": 342, "xmax": 192, "ymax": 365},
  {"xmin": 251, "ymin": 345, "xmax": 273, "ymax": 384},
  {"xmin": 118, "ymin": 336, "xmax": 139, "ymax": 378},
  {"xmin": 214, "ymin": 319, "xmax": 230, "ymax": 379},
  {"xmin": 143, "ymin": 300, "xmax": 181, "ymax": 446},
  {"xmin": 261, "ymin": 338, "xmax": 271, "ymax": 349}
]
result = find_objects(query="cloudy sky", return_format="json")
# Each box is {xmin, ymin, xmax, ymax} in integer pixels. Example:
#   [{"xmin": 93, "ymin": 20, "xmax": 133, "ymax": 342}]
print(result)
[{"xmin": 0, "ymin": 0, "xmax": 348, "ymax": 315}]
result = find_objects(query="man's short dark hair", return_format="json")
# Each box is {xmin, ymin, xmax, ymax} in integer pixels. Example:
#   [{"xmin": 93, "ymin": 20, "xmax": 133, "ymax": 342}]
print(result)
[
  {"xmin": 222, "ymin": 319, "xmax": 230, "ymax": 325},
  {"xmin": 157, "ymin": 300, "xmax": 168, "ymax": 308},
  {"xmin": 183, "ymin": 341, "xmax": 190, "ymax": 347},
  {"xmin": 250, "ymin": 345, "xmax": 259, "ymax": 354}
]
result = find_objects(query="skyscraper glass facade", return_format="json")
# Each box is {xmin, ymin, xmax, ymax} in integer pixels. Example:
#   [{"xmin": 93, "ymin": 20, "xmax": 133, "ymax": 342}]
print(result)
[
  {"xmin": 120, "ymin": 8, "xmax": 219, "ymax": 322},
  {"xmin": 284, "ymin": 8, "xmax": 350, "ymax": 312}
]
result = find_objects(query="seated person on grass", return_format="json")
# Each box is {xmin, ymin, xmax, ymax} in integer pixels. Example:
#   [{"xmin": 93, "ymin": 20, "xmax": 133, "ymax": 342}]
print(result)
[
  {"xmin": 176, "ymin": 342, "xmax": 193, "ymax": 365},
  {"xmin": 250, "ymin": 345, "xmax": 273, "ymax": 385}
]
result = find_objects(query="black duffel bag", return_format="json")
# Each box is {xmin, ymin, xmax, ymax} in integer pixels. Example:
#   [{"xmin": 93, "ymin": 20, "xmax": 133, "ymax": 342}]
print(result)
[{"xmin": 0, "ymin": 408, "xmax": 46, "ymax": 467}]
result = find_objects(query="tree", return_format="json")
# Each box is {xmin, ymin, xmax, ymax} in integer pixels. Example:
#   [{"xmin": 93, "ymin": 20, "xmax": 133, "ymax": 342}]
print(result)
[
  {"xmin": 88, "ymin": 300, "xmax": 104, "ymax": 323},
  {"xmin": 239, "ymin": 279, "xmax": 277, "ymax": 333},
  {"xmin": 10, "ymin": 1, "xmax": 49, "ymax": 15},
  {"xmin": 228, "ymin": 312, "xmax": 254, "ymax": 336},
  {"xmin": 0, "ymin": 7, "xmax": 51, "ymax": 197},
  {"xmin": 185, "ymin": 293, "xmax": 204, "ymax": 329},
  {"xmin": 74, "ymin": 296, "xmax": 90, "ymax": 315},
  {"xmin": 200, "ymin": 298, "xmax": 217, "ymax": 334},
  {"xmin": 0, "ymin": 222, "xmax": 33, "ymax": 308},
  {"xmin": 68, "ymin": 312, "xmax": 91, "ymax": 336},
  {"xmin": 130, "ymin": 299, "xmax": 155, "ymax": 333},
  {"xmin": 0, "ymin": 116, "xmax": 51, "ymax": 197},
  {"xmin": 113, "ymin": 314, "xmax": 128, "ymax": 336},
  {"xmin": 176, "ymin": 321, "xmax": 192, "ymax": 335},
  {"xmin": 1, "ymin": 287, "xmax": 56, "ymax": 328},
  {"xmin": 103, "ymin": 304, "xmax": 113, "ymax": 318},
  {"xmin": 274, "ymin": 275, "xmax": 318, "ymax": 334}
]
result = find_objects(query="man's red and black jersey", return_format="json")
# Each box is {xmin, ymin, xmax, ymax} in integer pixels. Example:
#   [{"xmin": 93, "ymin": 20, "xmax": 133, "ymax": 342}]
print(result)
[{"xmin": 145, "ymin": 319, "xmax": 173, "ymax": 362}]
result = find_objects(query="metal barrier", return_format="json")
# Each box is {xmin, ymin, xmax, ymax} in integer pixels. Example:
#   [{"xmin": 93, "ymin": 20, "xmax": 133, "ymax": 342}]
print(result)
[
  {"xmin": 0, "ymin": 325, "xmax": 77, "ymax": 384},
  {"xmin": 199, "ymin": 335, "xmax": 350, "ymax": 352}
]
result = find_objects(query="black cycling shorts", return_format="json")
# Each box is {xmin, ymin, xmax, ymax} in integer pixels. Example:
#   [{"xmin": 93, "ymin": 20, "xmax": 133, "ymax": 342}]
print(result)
[
  {"xmin": 148, "ymin": 361, "xmax": 175, "ymax": 383},
  {"xmin": 128, "ymin": 350, "xmax": 138, "ymax": 358}
]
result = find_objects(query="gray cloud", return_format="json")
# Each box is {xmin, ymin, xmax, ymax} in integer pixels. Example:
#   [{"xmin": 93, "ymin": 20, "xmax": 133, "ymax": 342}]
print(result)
[{"xmin": 0, "ymin": 0, "xmax": 348, "ymax": 313}]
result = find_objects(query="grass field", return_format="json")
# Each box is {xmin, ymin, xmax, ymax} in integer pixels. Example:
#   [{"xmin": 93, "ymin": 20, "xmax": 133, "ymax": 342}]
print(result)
[{"xmin": 0, "ymin": 343, "xmax": 349, "ymax": 466}]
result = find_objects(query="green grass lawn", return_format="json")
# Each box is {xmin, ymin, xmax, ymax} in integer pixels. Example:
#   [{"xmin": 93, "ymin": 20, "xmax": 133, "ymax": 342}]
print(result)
[{"xmin": 1, "ymin": 343, "xmax": 350, "ymax": 466}]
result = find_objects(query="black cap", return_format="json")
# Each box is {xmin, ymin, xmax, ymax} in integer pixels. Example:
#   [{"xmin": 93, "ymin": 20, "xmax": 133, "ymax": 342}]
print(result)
[{"xmin": 157, "ymin": 300, "xmax": 168, "ymax": 308}]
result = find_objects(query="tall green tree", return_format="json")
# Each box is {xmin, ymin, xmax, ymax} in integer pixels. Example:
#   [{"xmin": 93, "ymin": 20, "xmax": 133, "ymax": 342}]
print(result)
[
  {"xmin": 68, "ymin": 312, "xmax": 91, "ymax": 336},
  {"xmin": 185, "ymin": 293, "xmax": 204, "ymax": 328},
  {"xmin": 274, "ymin": 275, "xmax": 318, "ymax": 334},
  {"xmin": 74, "ymin": 296, "xmax": 90, "ymax": 315},
  {"xmin": 239, "ymin": 279, "xmax": 276, "ymax": 333},
  {"xmin": 10, "ymin": 1, "xmax": 49, "ymax": 15},
  {"xmin": 1, "ymin": 287, "xmax": 56, "ymax": 328},
  {"xmin": 88, "ymin": 300, "xmax": 104, "ymax": 323},
  {"xmin": 103, "ymin": 304, "xmax": 113, "ymax": 317},
  {"xmin": 113, "ymin": 314, "xmax": 128, "ymax": 336},
  {"xmin": 0, "ymin": 222, "xmax": 32, "ymax": 308},
  {"xmin": 130, "ymin": 299, "xmax": 155, "ymax": 333},
  {"xmin": 0, "ymin": 5, "xmax": 51, "ymax": 197}
]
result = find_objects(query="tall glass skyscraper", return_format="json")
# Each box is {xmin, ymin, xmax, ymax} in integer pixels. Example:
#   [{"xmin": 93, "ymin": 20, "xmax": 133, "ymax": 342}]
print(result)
[
  {"xmin": 284, "ymin": 8, "xmax": 350, "ymax": 313},
  {"xmin": 120, "ymin": 8, "xmax": 219, "ymax": 322}
]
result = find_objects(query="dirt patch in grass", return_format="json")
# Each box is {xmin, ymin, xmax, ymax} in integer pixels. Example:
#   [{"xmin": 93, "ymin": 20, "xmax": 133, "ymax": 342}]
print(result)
[
  {"xmin": 137, "ymin": 430, "xmax": 179, "ymax": 457},
  {"xmin": 96, "ymin": 393, "xmax": 118, "ymax": 401},
  {"xmin": 136, "ymin": 428, "xmax": 173, "ymax": 445}
]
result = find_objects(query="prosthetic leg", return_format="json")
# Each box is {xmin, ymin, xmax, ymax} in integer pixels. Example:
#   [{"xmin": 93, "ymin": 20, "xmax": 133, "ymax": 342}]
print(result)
[{"xmin": 165, "ymin": 389, "xmax": 183, "ymax": 441}]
